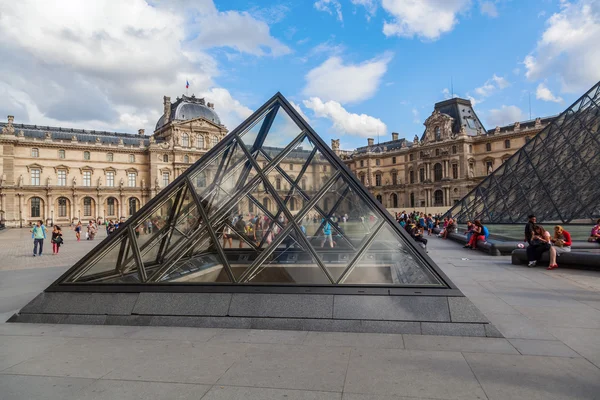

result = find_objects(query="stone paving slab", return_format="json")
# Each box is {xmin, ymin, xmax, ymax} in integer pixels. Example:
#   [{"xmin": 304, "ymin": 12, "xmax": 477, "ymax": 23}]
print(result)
[
  {"xmin": 403, "ymin": 334, "xmax": 518, "ymax": 354},
  {"xmin": 302, "ymin": 331, "xmax": 405, "ymax": 349},
  {"xmin": 0, "ymin": 374, "xmax": 95, "ymax": 400},
  {"xmin": 508, "ymin": 339, "xmax": 581, "ymax": 358},
  {"xmin": 76, "ymin": 379, "xmax": 211, "ymax": 400},
  {"xmin": 202, "ymin": 386, "xmax": 342, "ymax": 400}
]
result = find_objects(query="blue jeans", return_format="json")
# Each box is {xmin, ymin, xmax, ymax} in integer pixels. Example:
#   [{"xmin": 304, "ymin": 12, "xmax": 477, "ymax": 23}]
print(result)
[{"xmin": 33, "ymin": 238, "xmax": 44, "ymax": 255}]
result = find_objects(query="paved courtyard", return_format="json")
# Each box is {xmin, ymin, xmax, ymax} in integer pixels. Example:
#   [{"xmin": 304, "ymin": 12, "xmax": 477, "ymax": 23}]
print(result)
[{"xmin": 1, "ymin": 228, "xmax": 600, "ymax": 399}]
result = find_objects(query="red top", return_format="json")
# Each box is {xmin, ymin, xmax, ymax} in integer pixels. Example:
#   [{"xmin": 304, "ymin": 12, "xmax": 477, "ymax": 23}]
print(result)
[{"xmin": 560, "ymin": 230, "xmax": 572, "ymax": 246}]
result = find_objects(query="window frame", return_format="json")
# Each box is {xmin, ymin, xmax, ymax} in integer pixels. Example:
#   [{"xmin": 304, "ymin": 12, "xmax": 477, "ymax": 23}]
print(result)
[
  {"xmin": 83, "ymin": 170, "xmax": 92, "ymax": 187},
  {"xmin": 57, "ymin": 170, "xmax": 67, "ymax": 186},
  {"xmin": 106, "ymin": 171, "xmax": 115, "ymax": 187},
  {"xmin": 31, "ymin": 168, "xmax": 41, "ymax": 186},
  {"xmin": 30, "ymin": 197, "xmax": 41, "ymax": 218},
  {"xmin": 128, "ymin": 172, "xmax": 137, "ymax": 187},
  {"xmin": 58, "ymin": 149, "xmax": 65, "ymax": 159},
  {"xmin": 129, "ymin": 154, "xmax": 135, "ymax": 163},
  {"xmin": 162, "ymin": 171, "xmax": 170, "ymax": 187},
  {"xmin": 31, "ymin": 148, "xmax": 39, "ymax": 158},
  {"xmin": 107, "ymin": 153, "xmax": 114, "ymax": 162}
]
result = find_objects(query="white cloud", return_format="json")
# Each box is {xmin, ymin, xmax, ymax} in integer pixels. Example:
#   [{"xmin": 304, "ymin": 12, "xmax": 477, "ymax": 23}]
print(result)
[
  {"xmin": 486, "ymin": 105, "xmax": 525, "ymax": 127},
  {"xmin": 480, "ymin": 1, "xmax": 498, "ymax": 17},
  {"xmin": 536, "ymin": 83, "xmax": 564, "ymax": 103},
  {"xmin": 303, "ymin": 97, "xmax": 387, "ymax": 137},
  {"xmin": 381, "ymin": 0, "xmax": 472, "ymax": 40},
  {"xmin": 199, "ymin": 88, "xmax": 253, "ymax": 129},
  {"xmin": 351, "ymin": 0, "xmax": 378, "ymax": 19},
  {"xmin": 411, "ymin": 108, "xmax": 420, "ymax": 123},
  {"xmin": 468, "ymin": 74, "xmax": 510, "ymax": 105},
  {"xmin": 524, "ymin": 0, "xmax": 600, "ymax": 93},
  {"xmin": 0, "ymin": 0, "xmax": 284, "ymax": 133},
  {"xmin": 303, "ymin": 53, "xmax": 393, "ymax": 104},
  {"xmin": 289, "ymin": 100, "xmax": 311, "ymax": 123},
  {"xmin": 314, "ymin": 0, "xmax": 343, "ymax": 22}
]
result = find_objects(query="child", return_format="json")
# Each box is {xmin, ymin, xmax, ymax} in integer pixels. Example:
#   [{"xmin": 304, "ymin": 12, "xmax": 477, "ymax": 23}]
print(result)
[{"xmin": 52, "ymin": 225, "xmax": 63, "ymax": 255}]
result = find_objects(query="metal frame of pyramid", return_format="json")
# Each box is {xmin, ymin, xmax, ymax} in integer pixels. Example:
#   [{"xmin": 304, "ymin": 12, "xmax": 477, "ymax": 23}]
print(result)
[
  {"xmin": 448, "ymin": 81, "xmax": 600, "ymax": 224},
  {"xmin": 45, "ymin": 92, "xmax": 458, "ymax": 295}
]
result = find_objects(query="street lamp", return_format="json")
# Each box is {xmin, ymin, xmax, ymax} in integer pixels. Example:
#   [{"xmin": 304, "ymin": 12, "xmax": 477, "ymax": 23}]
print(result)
[{"xmin": 51, "ymin": 210, "xmax": 54, "ymax": 227}]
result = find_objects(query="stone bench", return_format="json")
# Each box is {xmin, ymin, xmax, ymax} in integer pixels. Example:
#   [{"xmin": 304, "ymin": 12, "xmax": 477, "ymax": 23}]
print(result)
[
  {"xmin": 511, "ymin": 249, "xmax": 600, "ymax": 270},
  {"xmin": 442, "ymin": 232, "xmax": 501, "ymax": 256},
  {"xmin": 493, "ymin": 240, "xmax": 600, "ymax": 255}
]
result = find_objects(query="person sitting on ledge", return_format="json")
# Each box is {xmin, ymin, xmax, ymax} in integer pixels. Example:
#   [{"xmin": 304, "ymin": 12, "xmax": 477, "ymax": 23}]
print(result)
[
  {"xmin": 589, "ymin": 219, "xmax": 600, "ymax": 243},
  {"xmin": 547, "ymin": 225, "xmax": 572, "ymax": 270},
  {"xmin": 442, "ymin": 218, "xmax": 456, "ymax": 239},
  {"xmin": 464, "ymin": 220, "xmax": 484, "ymax": 249},
  {"xmin": 407, "ymin": 219, "xmax": 428, "ymax": 251},
  {"xmin": 465, "ymin": 221, "xmax": 474, "ymax": 243},
  {"xmin": 527, "ymin": 225, "xmax": 552, "ymax": 267}
]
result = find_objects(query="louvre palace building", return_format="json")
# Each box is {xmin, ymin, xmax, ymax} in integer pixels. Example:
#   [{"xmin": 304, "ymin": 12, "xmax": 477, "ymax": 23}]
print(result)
[{"xmin": 0, "ymin": 95, "xmax": 551, "ymax": 227}]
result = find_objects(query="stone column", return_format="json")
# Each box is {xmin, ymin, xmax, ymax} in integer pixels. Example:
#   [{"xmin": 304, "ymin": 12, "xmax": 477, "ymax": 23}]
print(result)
[
  {"xmin": 46, "ymin": 193, "xmax": 53, "ymax": 224},
  {"xmin": 18, "ymin": 193, "xmax": 24, "ymax": 227},
  {"xmin": 120, "ymin": 194, "xmax": 126, "ymax": 218}
]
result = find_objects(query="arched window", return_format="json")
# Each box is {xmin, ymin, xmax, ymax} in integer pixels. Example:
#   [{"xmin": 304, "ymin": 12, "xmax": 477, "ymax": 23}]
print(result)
[
  {"xmin": 391, "ymin": 193, "xmax": 398, "ymax": 208},
  {"xmin": 107, "ymin": 197, "xmax": 116, "ymax": 216},
  {"xmin": 129, "ymin": 154, "xmax": 135, "ymax": 163},
  {"xmin": 58, "ymin": 197, "xmax": 68, "ymax": 217},
  {"xmin": 181, "ymin": 133, "xmax": 189, "ymax": 147},
  {"xmin": 262, "ymin": 197, "xmax": 270, "ymax": 211},
  {"xmin": 184, "ymin": 155, "xmax": 190, "ymax": 163},
  {"xmin": 289, "ymin": 197, "xmax": 296, "ymax": 211},
  {"xmin": 128, "ymin": 198, "xmax": 138, "ymax": 216},
  {"xmin": 83, "ymin": 151, "xmax": 90, "ymax": 160},
  {"xmin": 376, "ymin": 194, "xmax": 382, "ymax": 204},
  {"xmin": 211, "ymin": 136, "xmax": 218, "ymax": 147},
  {"xmin": 391, "ymin": 172, "xmax": 398, "ymax": 185},
  {"xmin": 409, "ymin": 153, "xmax": 414, "ymax": 161},
  {"xmin": 435, "ymin": 126, "xmax": 441, "ymax": 141},
  {"xmin": 360, "ymin": 173, "xmax": 365, "ymax": 185},
  {"xmin": 452, "ymin": 145, "xmax": 457, "ymax": 154},
  {"xmin": 434, "ymin": 190, "xmax": 444, "ymax": 206},
  {"xmin": 469, "ymin": 144, "xmax": 473, "ymax": 153},
  {"xmin": 409, "ymin": 170, "xmax": 415, "ymax": 184},
  {"xmin": 419, "ymin": 168, "xmax": 425, "ymax": 182},
  {"xmin": 410, "ymin": 193, "xmax": 415, "ymax": 208},
  {"xmin": 83, "ymin": 197, "xmax": 92, "ymax": 217},
  {"xmin": 434, "ymin": 163, "xmax": 443, "ymax": 182},
  {"xmin": 30, "ymin": 197, "xmax": 41, "ymax": 218},
  {"xmin": 375, "ymin": 174, "xmax": 382, "ymax": 186},
  {"xmin": 197, "ymin": 136, "xmax": 204, "ymax": 149},
  {"xmin": 107, "ymin": 153, "xmax": 113, "ymax": 162},
  {"xmin": 163, "ymin": 154, "xmax": 169, "ymax": 162}
]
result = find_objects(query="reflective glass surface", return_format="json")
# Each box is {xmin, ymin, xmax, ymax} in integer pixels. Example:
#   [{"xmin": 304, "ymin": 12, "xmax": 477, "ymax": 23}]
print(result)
[{"xmin": 60, "ymin": 94, "xmax": 448, "ymax": 288}]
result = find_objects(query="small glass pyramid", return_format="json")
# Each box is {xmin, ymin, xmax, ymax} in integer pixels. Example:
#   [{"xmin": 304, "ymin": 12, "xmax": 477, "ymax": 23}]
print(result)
[{"xmin": 54, "ymin": 93, "xmax": 451, "ymax": 288}]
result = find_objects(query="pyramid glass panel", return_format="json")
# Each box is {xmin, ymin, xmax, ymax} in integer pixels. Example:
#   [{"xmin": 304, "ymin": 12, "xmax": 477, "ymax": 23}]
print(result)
[
  {"xmin": 52, "ymin": 92, "xmax": 453, "ymax": 291},
  {"xmin": 448, "ymin": 81, "xmax": 600, "ymax": 224}
]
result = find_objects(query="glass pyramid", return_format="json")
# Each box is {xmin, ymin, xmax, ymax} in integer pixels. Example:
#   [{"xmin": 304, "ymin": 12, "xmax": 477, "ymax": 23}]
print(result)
[
  {"xmin": 53, "ymin": 93, "xmax": 451, "ymax": 289},
  {"xmin": 448, "ymin": 81, "xmax": 600, "ymax": 224}
]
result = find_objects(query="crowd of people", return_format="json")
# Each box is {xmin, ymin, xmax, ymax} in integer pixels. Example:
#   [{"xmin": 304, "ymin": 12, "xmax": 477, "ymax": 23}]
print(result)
[{"xmin": 524, "ymin": 214, "xmax": 574, "ymax": 270}]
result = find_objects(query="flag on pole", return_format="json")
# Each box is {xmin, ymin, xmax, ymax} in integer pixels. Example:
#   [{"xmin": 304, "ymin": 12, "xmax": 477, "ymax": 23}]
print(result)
[{"xmin": 186, "ymin": 80, "xmax": 189, "ymax": 89}]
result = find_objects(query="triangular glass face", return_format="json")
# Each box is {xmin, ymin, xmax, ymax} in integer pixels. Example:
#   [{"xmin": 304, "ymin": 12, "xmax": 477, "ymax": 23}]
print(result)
[
  {"xmin": 448, "ymin": 80, "xmax": 600, "ymax": 223},
  {"xmin": 55, "ymin": 93, "xmax": 452, "ymax": 290}
]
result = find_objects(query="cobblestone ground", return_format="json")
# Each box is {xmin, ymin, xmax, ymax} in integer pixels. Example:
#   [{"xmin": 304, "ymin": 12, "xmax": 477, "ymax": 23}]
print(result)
[{"xmin": 0, "ymin": 227, "xmax": 107, "ymax": 271}]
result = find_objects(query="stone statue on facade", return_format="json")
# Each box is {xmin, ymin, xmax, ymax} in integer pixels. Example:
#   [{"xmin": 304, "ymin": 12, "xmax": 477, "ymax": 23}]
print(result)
[
  {"xmin": 97, "ymin": 177, "xmax": 102, "ymax": 187},
  {"xmin": 119, "ymin": 178, "xmax": 124, "ymax": 188},
  {"xmin": 488, "ymin": 164, "xmax": 493, "ymax": 175},
  {"xmin": 46, "ymin": 176, "xmax": 52, "ymax": 186},
  {"xmin": 514, "ymin": 121, "xmax": 520, "ymax": 131},
  {"xmin": 45, "ymin": 132, "xmax": 52, "ymax": 140},
  {"xmin": 141, "ymin": 178, "xmax": 146, "ymax": 189},
  {"xmin": 413, "ymin": 135, "xmax": 419, "ymax": 144},
  {"xmin": 72, "ymin": 176, "xmax": 77, "ymax": 186},
  {"xmin": 494, "ymin": 126, "xmax": 501, "ymax": 134},
  {"xmin": 18, "ymin": 174, "xmax": 23, "ymax": 187},
  {"xmin": 155, "ymin": 177, "xmax": 160, "ymax": 188},
  {"xmin": 2, "ymin": 116, "xmax": 15, "ymax": 134},
  {"xmin": 468, "ymin": 164, "xmax": 474, "ymax": 179}
]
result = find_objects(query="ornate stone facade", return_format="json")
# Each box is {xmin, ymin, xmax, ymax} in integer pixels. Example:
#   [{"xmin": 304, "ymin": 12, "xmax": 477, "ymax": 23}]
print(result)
[
  {"xmin": 0, "ymin": 95, "xmax": 227, "ymax": 227},
  {"xmin": 340, "ymin": 98, "xmax": 554, "ymax": 214}
]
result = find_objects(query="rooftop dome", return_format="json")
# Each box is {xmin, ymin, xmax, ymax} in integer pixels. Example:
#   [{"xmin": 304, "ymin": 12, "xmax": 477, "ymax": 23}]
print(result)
[{"xmin": 155, "ymin": 94, "xmax": 221, "ymax": 130}]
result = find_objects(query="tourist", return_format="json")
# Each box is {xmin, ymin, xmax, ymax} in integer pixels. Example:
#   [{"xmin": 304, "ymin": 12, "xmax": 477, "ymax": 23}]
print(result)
[
  {"xmin": 74, "ymin": 221, "xmax": 82, "ymax": 241},
  {"xmin": 442, "ymin": 218, "xmax": 456, "ymax": 239},
  {"xmin": 30, "ymin": 220, "xmax": 46, "ymax": 257},
  {"xmin": 408, "ymin": 220, "xmax": 428, "ymax": 251},
  {"xmin": 234, "ymin": 215, "xmax": 247, "ymax": 248},
  {"xmin": 107, "ymin": 220, "xmax": 116, "ymax": 235},
  {"xmin": 548, "ymin": 225, "xmax": 572, "ymax": 270},
  {"xmin": 588, "ymin": 219, "xmax": 600, "ymax": 243},
  {"xmin": 87, "ymin": 220, "xmax": 97, "ymax": 240},
  {"xmin": 524, "ymin": 214, "xmax": 537, "ymax": 245},
  {"xmin": 526, "ymin": 225, "xmax": 552, "ymax": 267},
  {"xmin": 320, "ymin": 219, "xmax": 334, "ymax": 248},
  {"xmin": 464, "ymin": 220, "xmax": 483, "ymax": 249},
  {"xmin": 51, "ymin": 225, "xmax": 63, "ymax": 255},
  {"xmin": 222, "ymin": 224, "xmax": 233, "ymax": 248},
  {"xmin": 465, "ymin": 221, "xmax": 474, "ymax": 243}
]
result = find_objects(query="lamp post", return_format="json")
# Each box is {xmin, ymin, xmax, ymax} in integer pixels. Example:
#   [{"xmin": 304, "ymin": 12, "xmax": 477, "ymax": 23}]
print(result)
[{"xmin": 51, "ymin": 210, "xmax": 54, "ymax": 227}]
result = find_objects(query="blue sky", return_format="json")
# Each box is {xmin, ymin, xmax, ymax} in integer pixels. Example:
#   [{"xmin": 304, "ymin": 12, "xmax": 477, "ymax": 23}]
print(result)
[{"xmin": 1, "ymin": 0, "xmax": 599, "ymax": 150}]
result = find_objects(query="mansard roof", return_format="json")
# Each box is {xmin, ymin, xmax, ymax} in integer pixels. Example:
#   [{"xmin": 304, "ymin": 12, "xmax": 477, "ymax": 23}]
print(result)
[
  {"xmin": 430, "ymin": 98, "xmax": 486, "ymax": 136},
  {"xmin": 354, "ymin": 138, "xmax": 413, "ymax": 155}
]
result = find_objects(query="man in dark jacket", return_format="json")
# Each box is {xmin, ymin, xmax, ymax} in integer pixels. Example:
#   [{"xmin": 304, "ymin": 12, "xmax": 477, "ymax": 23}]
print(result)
[{"xmin": 524, "ymin": 214, "xmax": 536, "ymax": 244}]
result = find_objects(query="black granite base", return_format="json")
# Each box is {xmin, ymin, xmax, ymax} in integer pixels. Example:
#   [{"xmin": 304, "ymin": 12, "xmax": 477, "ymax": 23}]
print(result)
[{"xmin": 8, "ymin": 291, "xmax": 501, "ymax": 337}]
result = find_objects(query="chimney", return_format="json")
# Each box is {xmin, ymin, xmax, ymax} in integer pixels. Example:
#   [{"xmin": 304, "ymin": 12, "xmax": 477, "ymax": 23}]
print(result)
[
  {"xmin": 367, "ymin": 138, "xmax": 374, "ymax": 146},
  {"xmin": 392, "ymin": 132, "xmax": 399, "ymax": 141},
  {"xmin": 138, "ymin": 129, "xmax": 145, "ymax": 136},
  {"xmin": 163, "ymin": 96, "xmax": 171, "ymax": 124},
  {"xmin": 7, "ymin": 115, "xmax": 14, "ymax": 125}
]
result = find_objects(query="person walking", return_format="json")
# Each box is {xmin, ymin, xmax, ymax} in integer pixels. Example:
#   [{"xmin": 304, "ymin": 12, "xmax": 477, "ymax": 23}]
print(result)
[
  {"xmin": 74, "ymin": 221, "xmax": 82, "ymax": 241},
  {"xmin": 320, "ymin": 219, "xmax": 334, "ymax": 248},
  {"xmin": 548, "ymin": 225, "xmax": 572, "ymax": 270},
  {"xmin": 51, "ymin": 225, "xmax": 63, "ymax": 255},
  {"xmin": 31, "ymin": 220, "xmax": 46, "ymax": 257}
]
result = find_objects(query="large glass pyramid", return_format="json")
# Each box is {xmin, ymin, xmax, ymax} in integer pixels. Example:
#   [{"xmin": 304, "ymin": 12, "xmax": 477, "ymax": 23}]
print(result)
[
  {"xmin": 52, "ymin": 93, "xmax": 452, "ymax": 289},
  {"xmin": 448, "ymin": 81, "xmax": 600, "ymax": 224}
]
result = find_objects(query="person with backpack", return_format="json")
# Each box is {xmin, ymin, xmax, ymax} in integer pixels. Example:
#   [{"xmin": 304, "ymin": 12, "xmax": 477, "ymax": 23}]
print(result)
[
  {"xmin": 320, "ymin": 219, "xmax": 334, "ymax": 248},
  {"xmin": 51, "ymin": 225, "xmax": 63, "ymax": 255},
  {"xmin": 30, "ymin": 220, "xmax": 47, "ymax": 257},
  {"xmin": 234, "ymin": 215, "xmax": 246, "ymax": 248}
]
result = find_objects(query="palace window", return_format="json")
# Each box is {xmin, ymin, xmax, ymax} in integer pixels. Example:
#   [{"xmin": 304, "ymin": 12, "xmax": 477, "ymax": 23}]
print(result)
[
  {"xmin": 435, "ymin": 149, "xmax": 440, "ymax": 156},
  {"xmin": 376, "ymin": 159, "xmax": 380, "ymax": 166},
  {"xmin": 375, "ymin": 174, "xmax": 382, "ymax": 186},
  {"xmin": 486, "ymin": 161, "xmax": 494, "ymax": 174},
  {"xmin": 211, "ymin": 136, "xmax": 218, "ymax": 147},
  {"xmin": 486, "ymin": 143, "xmax": 492, "ymax": 152},
  {"xmin": 107, "ymin": 153, "xmax": 113, "ymax": 162},
  {"xmin": 106, "ymin": 171, "xmax": 115, "ymax": 187},
  {"xmin": 409, "ymin": 153, "xmax": 414, "ymax": 161},
  {"xmin": 184, "ymin": 155, "xmax": 189, "ymax": 163},
  {"xmin": 197, "ymin": 136, "xmax": 204, "ymax": 149},
  {"xmin": 376, "ymin": 194, "xmax": 382, "ymax": 204},
  {"xmin": 162, "ymin": 154, "xmax": 168, "ymax": 162},
  {"xmin": 58, "ymin": 149, "xmax": 65, "ymax": 159},
  {"xmin": 409, "ymin": 170, "xmax": 415, "ymax": 184},
  {"xmin": 31, "ymin": 168, "xmax": 41, "ymax": 186},
  {"xmin": 31, "ymin": 197, "xmax": 41, "ymax": 218},
  {"xmin": 57, "ymin": 170, "xmax": 67, "ymax": 186},
  {"xmin": 289, "ymin": 198, "xmax": 296, "ymax": 211},
  {"xmin": 162, "ymin": 172, "xmax": 170, "ymax": 187},
  {"xmin": 410, "ymin": 193, "xmax": 415, "ymax": 208},
  {"xmin": 275, "ymin": 178, "xmax": 281, "ymax": 190},
  {"xmin": 434, "ymin": 190, "xmax": 444, "ymax": 206},
  {"xmin": 301, "ymin": 178, "xmax": 306, "ymax": 190},
  {"xmin": 504, "ymin": 139, "xmax": 511, "ymax": 149},
  {"xmin": 128, "ymin": 198, "xmax": 138, "ymax": 215},
  {"xmin": 129, "ymin": 154, "xmax": 135, "ymax": 163},
  {"xmin": 84, "ymin": 151, "xmax": 90, "ymax": 160},
  {"xmin": 31, "ymin": 148, "xmax": 39, "ymax": 158},
  {"xmin": 181, "ymin": 133, "xmax": 189, "ymax": 147},
  {"xmin": 323, "ymin": 165, "xmax": 328, "ymax": 172},
  {"xmin": 58, "ymin": 198, "xmax": 67, "ymax": 217},
  {"xmin": 83, "ymin": 197, "xmax": 92, "ymax": 217},
  {"xmin": 469, "ymin": 144, "xmax": 473, "ymax": 153},
  {"xmin": 420, "ymin": 151, "xmax": 424, "ymax": 158},
  {"xmin": 289, "ymin": 163, "xmax": 293, "ymax": 171},
  {"xmin": 452, "ymin": 145, "xmax": 457, "ymax": 154},
  {"xmin": 452, "ymin": 164, "xmax": 458, "ymax": 179},
  {"xmin": 360, "ymin": 174, "xmax": 365, "ymax": 185},
  {"xmin": 433, "ymin": 163, "xmax": 443, "ymax": 182},
  {"xmin": 128, "ymin": 172, "xmax": 136, "ymax": 187},
  {"xmin": 83, "ymin": 171, "xmax": 91, "ymax": 186},
  {"xmin": 392, "ymin": 172, "xmax": 398, "ymax": 185},
  {"xmin": 360, "ymin": 160, "xmax": 364, "ymax": 167},
  {"xmin": 391, "ymin": 193, "xmax": 398, "ymax": 208},
  {"xmin": 392, "ymin": 156, "xmax": 396, "ymax": 164},
  {"xmin": 435, "ymin": 126, "xmax": 441, "ymax": 141},
  {"xmin": 107, "ymin": 198, "xmax": 116, "ymax": 216},
  {"xmin": 196, "ymin": 171, "xmax": 206, "ymax": 188},
  {"xmin": 419, "ymin": 168, "xmax": 425, "ymax": 183}
]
